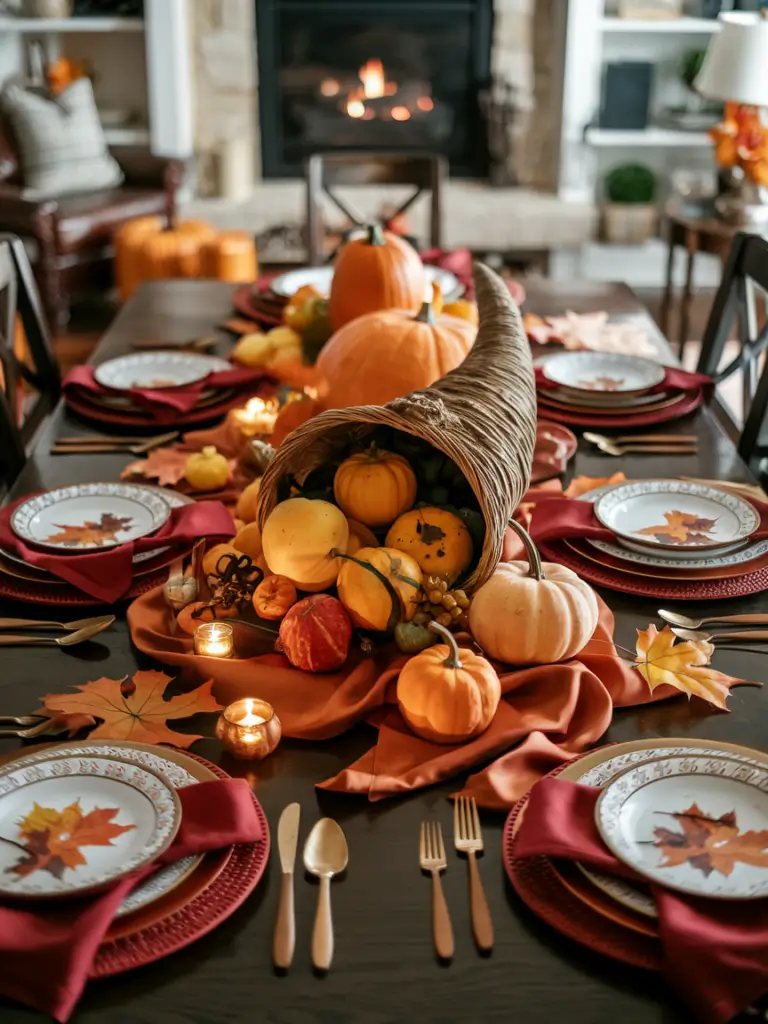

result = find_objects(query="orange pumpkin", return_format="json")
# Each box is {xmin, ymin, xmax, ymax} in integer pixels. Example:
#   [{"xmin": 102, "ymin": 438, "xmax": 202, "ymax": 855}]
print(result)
[
  {"xmin": 346, "ymin": 518, "xmax": 378, "ymax": 555},
  {"xmin": 200, "ymin": 230, "xmax": 258, "ymax": 282},
  {"xmin": 271, "ymin": 396, "xmax": 322, "ymax": 447},
  {"xmin": 333, "ymin": 446, "xmax": 417, "ymax": 528},
  {"xmin": 442, "ymin": 299, "xmax": 479, "ymax": 326},
  {"xmin": 397, "ymin": 623, "xmax": 500, "ymax": 743},
  {"xmin": 329, "ymin": 224, "xmax": 426, "ymax": 331},
  {"xmin": 114, "ymin": 216, "xmax": 163, "ymax": 302},
  {"xmin": 386, "ymin": 506, "xmax": 473, "ymax": 584},
  {"xmin": 316, "ymin": 301, "xmax": 476, "ymax": 409},
  {"xmin": 252, "ymin": 574, "xmax": 297, "ymax": 620},
  {"xmin": 176, "ymin": 600, "xmax": 238, "ymax": 636}
]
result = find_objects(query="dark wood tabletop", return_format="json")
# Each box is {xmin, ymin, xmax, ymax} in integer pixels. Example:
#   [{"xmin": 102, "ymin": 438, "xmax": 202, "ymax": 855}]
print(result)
[{"xmin": 1, "ymin": 280, "xmax": 766, "ymax": 1024}]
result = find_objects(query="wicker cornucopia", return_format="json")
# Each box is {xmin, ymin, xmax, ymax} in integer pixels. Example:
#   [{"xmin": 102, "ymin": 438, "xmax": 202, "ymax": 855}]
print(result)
[{"xmin": 257, "ymin": 262, "xmax": 537, "ymax": 590}]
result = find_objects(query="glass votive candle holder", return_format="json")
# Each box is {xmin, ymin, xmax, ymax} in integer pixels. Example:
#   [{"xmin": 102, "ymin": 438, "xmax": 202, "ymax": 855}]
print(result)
[
  {"xmin": 215, "ymin": 698, "xmax": 282, "ymax": 760},
  {"xmin": 193, "ymin": 621, "xmax": 235, "ymax": 658}
]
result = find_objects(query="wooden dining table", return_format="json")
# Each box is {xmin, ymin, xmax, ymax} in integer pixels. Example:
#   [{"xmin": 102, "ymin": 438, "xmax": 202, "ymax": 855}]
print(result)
[{"xmin": 1, "ymin": 279, "xmax": 766, "ymax": 1024}]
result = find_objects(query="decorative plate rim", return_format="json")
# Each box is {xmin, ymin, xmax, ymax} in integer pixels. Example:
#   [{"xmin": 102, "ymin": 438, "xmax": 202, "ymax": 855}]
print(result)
[{"xmin": 93, "ymin": 352, "xmax": 231, "ymax": 392}]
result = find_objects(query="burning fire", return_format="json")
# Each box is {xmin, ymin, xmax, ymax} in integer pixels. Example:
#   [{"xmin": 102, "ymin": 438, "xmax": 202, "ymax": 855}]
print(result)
[
  {"xmin": 359, "ymin": 58, "xmax": 385, "ymax": 99},
  {"xmin": 323, "ymin": 57, "xmax": 433, "ymax": 123}
]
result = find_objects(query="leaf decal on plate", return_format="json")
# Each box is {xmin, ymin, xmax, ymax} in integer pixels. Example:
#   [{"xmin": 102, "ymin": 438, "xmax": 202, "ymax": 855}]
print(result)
[
  {"xmin": 45, "ymin": 512, "xmax": 134, "ymax": 547},
  {"xmin": 635, "ymin": 510, "xmax": 719, "ymax": 546},
  {"xmin": 653, "ymin": 802, "xmax": 768, "ymax": 878}
]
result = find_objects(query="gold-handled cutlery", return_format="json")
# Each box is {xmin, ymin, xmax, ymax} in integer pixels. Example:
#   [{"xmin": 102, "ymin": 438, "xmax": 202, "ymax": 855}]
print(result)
[
  {"xmin": 584, "ymin": 432, "xmax": 698, "ymax": 446},
  {"xmin": 273, "ymin": 802, "xmax": 300, "ymax": 970},
  {"xmin": 130, "ymin": 336, "xmax": 219, "ymax": 352},
  {"xmin": 0, "ymin": 621, "xmax": 113, "ymax": 647},
  {"xmin": 50, "ymin": 431, "xmax": 179, "ymax": 456},
  {"xmin": 303, "ymin": 818, "xmax": 348, "ymax": 972},
  {"xmin": 659, "ymin": 610, "xmax": 768, "ymax": 630},
  {"xmin": 0, "ymin": 615, "xmax": 114, "ymax": 633},
  {"xmin": 590, "ymin": 440, "xmax": 698, "ymax": 457},
  {"xmin": 672, "ymin": 627, "xmax": 768, "ymax": 643},
  {"xmin": 454, "ymin": 796, "xmax": 493, "ymax": 952},
  {"xmin": 0, "ymin": 715, "xmax": 46, "ymax": 726},
  {"xmin": 419, "ymin": 821, "xmax": 454, "ymax": 961}
]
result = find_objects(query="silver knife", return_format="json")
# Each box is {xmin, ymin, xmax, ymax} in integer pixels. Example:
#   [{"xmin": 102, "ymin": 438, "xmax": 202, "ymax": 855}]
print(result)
[{"xmin": 273, "ymin": 802, "xmax": 300, "ymax": 969}]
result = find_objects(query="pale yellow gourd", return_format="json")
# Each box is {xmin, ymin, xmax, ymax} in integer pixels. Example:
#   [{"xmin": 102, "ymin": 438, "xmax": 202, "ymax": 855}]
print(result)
[
  {"xmin": 261, "ymin": 497, "xmax": 349, "ymax": 591},
  {"xmin": 469, "ymin": 521, "xmax": 599, "ymax": 665},
  {"xmin": 185, "ymin": 446, "xmax": 230, "ymax": 491}
]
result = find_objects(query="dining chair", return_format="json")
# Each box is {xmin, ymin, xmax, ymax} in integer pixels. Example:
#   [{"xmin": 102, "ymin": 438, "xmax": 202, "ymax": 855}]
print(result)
[
  {"xmin": 0, "ymin": 232, "xmax": 60, "ymax": 493},
  {"xmin": 305, "ymin": 152, "xmax": 446, "ymax": 265},
  {"xmin": 696, "ymin": 231, "xmax": 768, "ymax": 448}
]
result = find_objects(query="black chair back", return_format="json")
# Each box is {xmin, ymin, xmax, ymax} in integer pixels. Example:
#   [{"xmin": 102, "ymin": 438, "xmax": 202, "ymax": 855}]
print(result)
[
  {"xmin": 305, "ymin": 152, "xmax": 446, "ymax": 265},
  {"xmin": 0, "ymin": 233, "xmax": 60, "ymax": 493}
]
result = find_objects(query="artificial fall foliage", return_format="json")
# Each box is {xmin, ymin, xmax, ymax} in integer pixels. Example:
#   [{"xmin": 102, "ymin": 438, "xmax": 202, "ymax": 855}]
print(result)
[
  {"xmin": 563, "ymin": 472, "xmax": 626, "ymax": 500},
  {"xmin": 634, "ymin": 624, "xmax": 758, "ymax": 711},
  {"xmin": 8, "ymin": 801, "xmax": 134, "ymax": 880},
  {"xmin": 122, "ymin": 447, "xmax": 190, "ymax": 487},
  {"xmin": 653, "ymin": 803, "xmax": 768, "ymax": 878},
  {"xmin": 46, "ymin": 512, "xmax": 134, "ymax": 548},
  {"xmin": 39, "ymin": 670, "xmax": 223, "ymax": 747}
]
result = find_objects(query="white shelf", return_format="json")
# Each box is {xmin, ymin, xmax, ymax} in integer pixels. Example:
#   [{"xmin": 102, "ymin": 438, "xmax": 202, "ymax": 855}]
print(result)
[
  {"xmin": 0, "ymin": 16, "xmax": 143, "ymax": 33},
  {"xmin": 599, "ymin": 16, "xmax": 720, "ymax": 33},
  {"xmin": 103, "ymin": 127, "xmax": 150, "ymax": 145},
  {"xmin": 585, "ymin": 127, "xmax": 712, "ymax": 147}
]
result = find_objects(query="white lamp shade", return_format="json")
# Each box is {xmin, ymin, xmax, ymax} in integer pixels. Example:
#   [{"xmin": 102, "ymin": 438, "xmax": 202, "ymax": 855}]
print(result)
[{"xmin": 695, "ymin": 12, "xmax": 768, "ymax": 107}]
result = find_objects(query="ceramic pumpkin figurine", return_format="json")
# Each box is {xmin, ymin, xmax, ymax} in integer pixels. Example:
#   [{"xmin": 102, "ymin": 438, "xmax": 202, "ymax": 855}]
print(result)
[
  {"xmin": 336, "ymin": 546, "xmax": 423, "ymax": 632},
  {"xmin": 328, "ymin": 223, "xmax": 426, "ymax": 331},
  {"xmin": 397, "ymin": 622, "xmax": 500, "ymax": 743},
  {"xmin": 278, "ymin": 594, "xmax": 352, "ymax": 671},
  {"xmin": 316, "ymin": 301, "xmax": 476, "ymax": 409},
  {"xmin": 252, "ymin": 575, "xmax": 297, "ymax": 620},
  {"xmin": 386, "ymin": 506, "xmax": 473, "ymax": 584},
  {"xmin": 333, "ymin": 446, "xmax": 417, "ymax": 528},
  {"xmin": 261, "ymin": 497, "xmax": 348, "ymax": 591},
  {"xmin": 469, "ymin": 520, "xmax": 599, "ymax": 665},
  {"xmin": 185, "ymin": 446, "xmax": 230, "ymax": 491}
]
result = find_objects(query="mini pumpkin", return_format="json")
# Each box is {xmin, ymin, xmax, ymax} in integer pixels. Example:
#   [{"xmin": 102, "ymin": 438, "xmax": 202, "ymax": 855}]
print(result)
[
  {"xmin": 235, "ymin": 478, "xmax": 262, "ymax": 523},
  {"xmin": 261, "ymin": 497, "xmax": 348, "ymax": 591},
  {"xmin": 329, "ymin": 223, "xmax": 426, "ymax": 331},
  {"xmin": 385, "ymin": 507, "xmax": 473, "ymax": 584},
  {"xmin": 234, "ymin": 521, "xmax": 262, "ymax": 561},
  {"xmin": 278, "ymin": 594, "xmax": 352, "ymax": 672},
  {"xmin": 397, "ymin": 622, "xmax": 501, "ymax": 744},
  {"xmin": 176, "ymin": 600, "xmax": 238, "ymax": 636},
  {"xmin": 346, "ymin": 518, "xmax": 378, "ymax": 555},
  {"xmin": 336, "ymin": 546, "xmax": 423, "ymax": 632},
  {"xmin": 185, "ymin": 446, "xmax": 230, "ymax": 492},
  {"xmin": 253, "ymin": 574, "xmax": 297, "ymax": 620},
  {"xmin": 469, "ymin": 521, "xmax": 599, "ymax": 665},
  {"xmin": 333, "ymin": 446, "xmax": 417, "ymax": 528}
]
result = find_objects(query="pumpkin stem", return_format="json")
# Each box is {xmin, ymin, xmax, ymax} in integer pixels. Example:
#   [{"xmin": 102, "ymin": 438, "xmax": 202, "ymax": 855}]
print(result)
[
  {"xmin": 331, "ymin": 548, "xmax": 402, "ymax": 634},
  {"xmin": 415, "ymin": 301, "xmax": 436, "ymax": 325},
  {"xmin": 366, "ymin": 223, "xmax": 386, "ymax": 247},
  {"xmin": 428, "ymin": 620, "xmax": 463, "ymax": 669},
  {"xmin": 507, "ymin": 519, "xmax": 544, "ymax": 582}
]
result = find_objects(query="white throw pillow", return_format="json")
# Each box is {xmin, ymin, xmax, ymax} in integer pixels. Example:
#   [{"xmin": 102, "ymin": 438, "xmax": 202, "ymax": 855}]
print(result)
[{"xmin": 1, "ymin": 78, "xmax": 124, "ymax": 199}]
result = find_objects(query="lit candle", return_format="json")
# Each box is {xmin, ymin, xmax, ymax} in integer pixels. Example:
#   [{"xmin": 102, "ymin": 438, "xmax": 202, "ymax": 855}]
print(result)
[
  {"xmin": 193, "ymin": 621, "xmax": 235, "ymax": 658},
  {"xmin": 215, "ymin": 698, "xmax": 282, "ymax": 760},
  {"xmin": 228, "ymin": 396, "xmax": 279, "ymax": 441}
]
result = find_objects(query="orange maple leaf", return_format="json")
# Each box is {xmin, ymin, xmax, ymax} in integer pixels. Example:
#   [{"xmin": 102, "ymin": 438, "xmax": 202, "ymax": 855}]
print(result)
[
  {"xmin": 706, "ymin": 825, "xmax": 768, "ymax": 876},
  {"xmin": 564, "ymin": 472, "xmax": 626, "ymax": 499},
  {"xmin": 39, "ymin": 670, "xmax": 223, "ymax": 748},
  {"xmin": 653, "ymin": 802, "xmax": 768, "ymax": 878},
  {"xmin": 45, "ymin": 512, "xmax": 134, "ymax": 548},
  {"xmin": 635, "ymin": 510, "xmax": 718, "ymax": 545},
  {"xmin": 121, "ymin": 447, "xmax": 190, "ymax": 487},
  {"xmin": 635, "ymin": 624, "xmax": 759, "ymax": 710}
]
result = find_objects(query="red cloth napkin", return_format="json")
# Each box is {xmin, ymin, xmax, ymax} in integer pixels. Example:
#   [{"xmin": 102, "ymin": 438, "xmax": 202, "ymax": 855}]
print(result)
[
  {"xmin": 514, "ymin": 777, "xmax": 768, "ymax": 1024},
  {"xmin": 535, "ymin": 364, "xmax": 713, "ymax": 398},
  {"xmin": 0, "ymin": 500, "xmax": 235, "ymax": 602},
  {"xmin": 63, "ymin": 365, "xmax": 273, "ymax": 420},
  {"xmin": 0, "ymin": 778, "xmax": 263, "ymax": 1023}
]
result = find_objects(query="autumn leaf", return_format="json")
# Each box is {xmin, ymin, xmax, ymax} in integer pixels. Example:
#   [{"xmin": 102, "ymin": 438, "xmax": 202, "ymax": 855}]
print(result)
[
  {"xmin": 634, "ymin": 624, "xmax": 758, "ymax": 710},
  {"xmin": 9, "ymin": 799, "xmax": 134, "ymax": 880},
  {"xmin": 706, "ymin": 825, "xmax": 768, "ymax": 876},
  {"xmin": 39, "ymin": 670, "xmax": 223, "ymax": 748},
  {"xmin": 636, "ymin": 510, "xmax": 718, "ymax": 545},
  {"xmin": 45, "ymin": 512, "xmax": 134, "ymax": 548},
  {"xmin": 653, "ymin": 802, "xmax": 768, "ymax": 878},
  {"xmin": 564, "ymin": 472, "xmax": 626, "ymax": 499},
  {"xmin": 121, "ymin": 446, "xmax": 190, "ymax": 487},
  {"xmin": 579, "ymin": 376, "xmax": 625, "ymax": 391}
]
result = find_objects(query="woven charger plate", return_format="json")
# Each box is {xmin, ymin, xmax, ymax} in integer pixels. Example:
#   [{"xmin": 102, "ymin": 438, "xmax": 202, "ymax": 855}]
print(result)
[
  {"xmin": 65, "ymin": 390, "xmax": 254, "ymax": 431},
  {"xmin": 502, "ymin": 758, "xmax": 662, "ymax": 971},
  {"xmin": 536, "ymin": 388, "xmax": 703, "ymax": 428},
  {"xmin": 0, "ymin": 565, "xmax": 169, "ymax": 606},
  {"xmin": 538, "ymin": 538, "xmax": 768, "ymax": 600}
]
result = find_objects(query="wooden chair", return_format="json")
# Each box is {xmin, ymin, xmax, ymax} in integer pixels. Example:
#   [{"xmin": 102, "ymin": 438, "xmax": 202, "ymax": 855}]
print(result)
[
  {"xmin": 696, "ymin": 232, "xmax": 768, "ymax": 450},
  {"xmin": 0, "ymin": 232, "xmax": 60, "ymax": 493},
  {"xmin": 305, "ymin": 153, "xmax": 446, "ymax": 265}
]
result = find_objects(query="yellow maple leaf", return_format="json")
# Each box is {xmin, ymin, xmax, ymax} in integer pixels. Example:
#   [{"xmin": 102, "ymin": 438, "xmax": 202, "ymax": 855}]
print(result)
[
  {"xmin": 634, "ymin": 624, "xmax": 751, "ymax": 711},
  {"xmin": 564, "ymin": 472, "xmax": 626, "ymax": 499}
]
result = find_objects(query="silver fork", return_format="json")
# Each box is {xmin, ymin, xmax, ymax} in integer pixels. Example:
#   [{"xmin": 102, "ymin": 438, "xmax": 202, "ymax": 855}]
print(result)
[
  {"xmin": 454, "ymin": 796, "xmax": 494, "ymax": 952},
  {"xmin": 419, "ymin": 821, "xmax": 454, "ymax": 961}
]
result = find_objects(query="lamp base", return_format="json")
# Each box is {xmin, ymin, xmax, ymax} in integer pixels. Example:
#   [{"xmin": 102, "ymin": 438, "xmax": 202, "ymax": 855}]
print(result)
[{"xmin": 716, "ymin": 183, "xmax": 768, "ymax": 228}]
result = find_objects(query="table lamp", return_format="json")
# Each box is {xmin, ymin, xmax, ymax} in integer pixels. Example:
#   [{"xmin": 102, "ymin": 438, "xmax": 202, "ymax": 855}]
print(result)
[{"xmin": 695, "ymin": 11, "xmax": 768, "ymax": 226}]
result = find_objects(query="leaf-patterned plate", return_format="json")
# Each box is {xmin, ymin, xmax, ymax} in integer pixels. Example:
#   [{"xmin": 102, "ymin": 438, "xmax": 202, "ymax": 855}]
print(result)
[
  {"xmin": 542, "ymin": 351, "xmax": 666, "ymax": 395},
  {"xmin": 10, "ymin": 483, "xmax": 171, "ymax": 552},
  {"xmin": 596, "ymin": 754, "xmax": 768, "ymax": 900},
  {"xmin": 0, "ymin": 755, "xmax": 181, "ymax": 899},
  {"xmin": 93, "ymin": 352, "xmax": 230, "ymax": 391}
]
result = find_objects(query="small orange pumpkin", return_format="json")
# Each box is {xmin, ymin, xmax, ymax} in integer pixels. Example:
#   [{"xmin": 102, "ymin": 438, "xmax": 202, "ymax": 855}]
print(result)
[
  {"xmin": 329, "ymin": 223, "xmax": 426, "ymax": 331},
  {"xmin": 346, "ymin": 518, "xmax": 378, "ymax": 555},
  {"xmin": 252, "ymin": 575, "xmax": 298, "ymax": 620},
  {"xmin": 397, "ymin": 623, "xmax": 501, "ymax": 743},
  {"xmin": 333, "ymin": 446, "xmax": 417, "ymax": 528},
  {"xmin": 385, "ymin": 506, "xmax": 473, "ymax": 584},
  {"xmin": 176, "ymin": 600, "xmax": 238, "ymax": 636}
]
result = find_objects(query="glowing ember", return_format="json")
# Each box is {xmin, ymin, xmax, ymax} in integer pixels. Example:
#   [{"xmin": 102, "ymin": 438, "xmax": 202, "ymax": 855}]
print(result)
[
  {"xmin": 391, "ymin": 106, "xmax": 411, "ymax": 121},
  {"xmin": 359, "ymin": 58, "xmax": 386, "ymax": 99},
  {"xmin": 320, "ymin": 78, "xmax": 340, "ymax": 97},
  {"xmin": 347, "ymin": 98, "xmax": 365, "ymax": 118},
  {"xmin": 416, "ymin": 96, "xmax": 434, "ymax": 112}
]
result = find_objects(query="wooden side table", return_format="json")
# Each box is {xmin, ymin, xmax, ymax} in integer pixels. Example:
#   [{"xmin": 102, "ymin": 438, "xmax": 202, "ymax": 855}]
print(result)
[{"xmin": 660, "ymin": 203, "xmax": 737, "ymax": 357}]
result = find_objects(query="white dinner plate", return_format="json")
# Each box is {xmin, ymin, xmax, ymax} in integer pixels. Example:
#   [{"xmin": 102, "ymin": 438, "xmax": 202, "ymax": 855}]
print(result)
[
  {"xmin": 542, "ymin": 351, "xmax": 666, "ymax": 395},
  {"xmin": 270, "ymin": 263, "xmax": 464, "ymax": 303},
  {"xmin": 11, "ymin": 483, "xmax": 171, "ymax": 552},
  {"xmin": 542, "ymin": 386, "xmax": 668, "ymax": 409},
  {"xmin": 594, "ymin": 479, "xmax": 760, "ymax": 552},
  {"xmin": 0, "ymin": 755, "xmax": 181, "ymax": 899},
  {"xmin": 596, "ymin": 755, "xmax": 768, "ymax": 901},
  {"xmin": 94, "ymin": 353, "xmax": 230, "ymax": 391},
  {"xmin": 3, "ymin": 744, "xmax": 200, "ymax": 919}
]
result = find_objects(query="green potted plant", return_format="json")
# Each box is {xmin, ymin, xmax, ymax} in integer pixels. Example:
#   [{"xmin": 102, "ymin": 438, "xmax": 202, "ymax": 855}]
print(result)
[{"xmin": 602, "ymin": 163, "xmax": 658, "ymax": 244}]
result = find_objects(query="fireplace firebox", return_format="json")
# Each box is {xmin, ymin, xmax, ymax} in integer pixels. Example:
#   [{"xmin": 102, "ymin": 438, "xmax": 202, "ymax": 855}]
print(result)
[{"xmin": 256, "ymin": 0, "xmax": 493, "ymax": 178}]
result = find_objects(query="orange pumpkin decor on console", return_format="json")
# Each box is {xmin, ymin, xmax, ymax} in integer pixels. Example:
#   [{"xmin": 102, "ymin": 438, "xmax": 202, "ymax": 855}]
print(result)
[
  {"xmin": 278, "ymin": 594, "xmax": 352, "ymax": 671},
  {"xmin": 328, "ymin": 223, "xmax": 426, "ymax": 331}
]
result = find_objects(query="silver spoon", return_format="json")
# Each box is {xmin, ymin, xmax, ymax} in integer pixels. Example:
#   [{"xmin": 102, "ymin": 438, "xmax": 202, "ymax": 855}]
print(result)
[
  {"xmin": 593, "ymin": 439, "xmax": 697, "ymax": 456},
  {"xmin": 672, "ymin": 627, "xmax": 768, "ymax": 643},
  {"xmin": 0, "ymin": 718, "xmax": 74, "ymax": 740},
  {"xmin": 0, "ymin": 614, "xmax": 115, "ymax": 633},
  {"xmin": 0, "ymin": 620, "xmax": 113, "ymax": 647},
  {"xmin": 303, "ymin": 818, "xmax": 348, "ymax": 972},
  {"xmin": 583, "ymin": 431, "xmax": 698, "ymax": 446},
  {"xmin": 659, "ymin": 609, "xmax": 768, "ymax": 630}
]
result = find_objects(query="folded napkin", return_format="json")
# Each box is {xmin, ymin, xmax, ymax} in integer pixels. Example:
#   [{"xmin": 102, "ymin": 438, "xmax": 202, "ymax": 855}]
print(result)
[
  {"xmin": 63, "ymin": 365, "xmax": 273, "ymax": 420},
  {"xmin": 535, "ymin": 364, "xmax": 713, "ymax": 398},
  {"xmin": 514, "ymin": 777, "xmax": 768, "ymax": 1024},
  {"xmin": 0, "ymin": 500, "xmax": 234, "ymax": 602},
  {"xmin": 0, "ymin": 777, "xmax": 263, "ymax": 1023}
]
